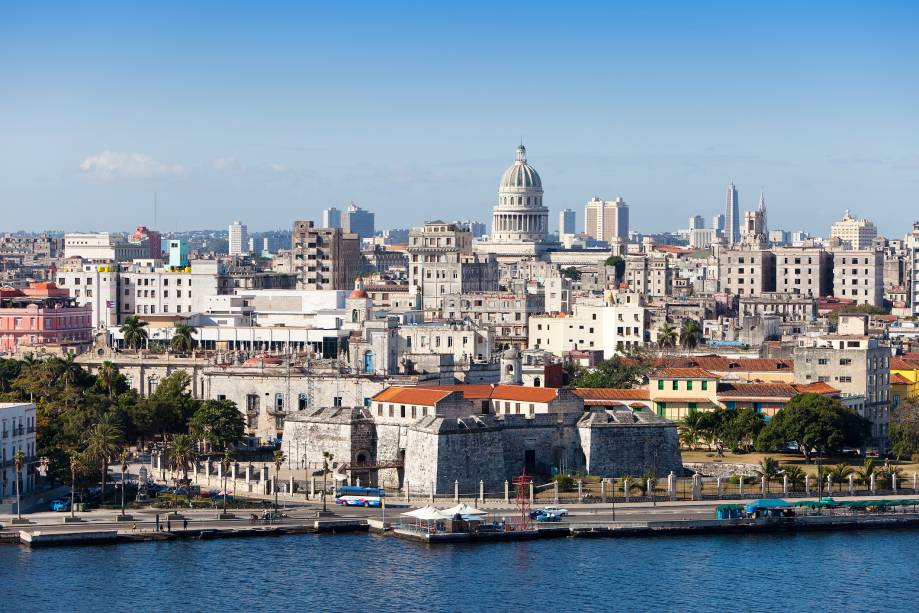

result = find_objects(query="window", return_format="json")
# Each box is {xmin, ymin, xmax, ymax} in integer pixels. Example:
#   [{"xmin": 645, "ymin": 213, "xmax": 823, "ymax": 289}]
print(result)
[
  {"xmin": 672, "ymin": 380, "xmax": 678, "ymax": 391},
  {"xmin": 687, "ymin": 380, "xmax": 693, "ymax": 391},
  {"xmin": 688, "ymin": 402, "xmax": 697, "ymax": 410},
  {"xmin": 701, "ymin": 381, "xmax": 708, "ymax": 391},
  {"xmin": 657, "ymin": 380, "xmax": 664, "ymax": 390}
]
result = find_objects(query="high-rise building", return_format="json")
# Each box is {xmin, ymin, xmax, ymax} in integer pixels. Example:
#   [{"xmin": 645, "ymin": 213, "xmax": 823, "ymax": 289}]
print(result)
[
  {"xmin": 584, "ymin": 197, "xmax": 629, "ymax": 242},
  {"xmin": 725, "ymin": 182, "xmax": 740, "ymax": 246},
  {"xmin": 830, "ymin": 210, "xmax": 878, "ymax": 250},
  {"xmin": 688, "ymin": 215, "xmax": 705, "ymax": 230},
  {"xmin": 290, "ymin": 221, "xmax": 361, "ymax": 290},
  {"xmin": 342, "ymin": 203, "xmax": 375, "ymax": 239},
  {"xmin": 322, "ymin": 207, "xmax": 341, "ymax": 229},
  {"xmin": 559, "ymin": 209, "xmax": 576, "ymax": 236},
  {"xmin": 713, "ymin": 213, "xmax": 726, "ymax": 234},
  {"xmin": 229, "ymin": 221, "xmax": 248, "ymax": 256}
]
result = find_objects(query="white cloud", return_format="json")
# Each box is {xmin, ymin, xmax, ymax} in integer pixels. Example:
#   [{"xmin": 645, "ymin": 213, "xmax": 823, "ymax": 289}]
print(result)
[{"xmin": 79, "ymin": 151, "xmax": 185, "ymax": 179}]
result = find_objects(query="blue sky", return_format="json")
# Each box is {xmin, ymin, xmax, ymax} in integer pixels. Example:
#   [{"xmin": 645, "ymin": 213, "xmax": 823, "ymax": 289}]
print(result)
[{"xmin": 1, "ymin": 1, "xmax": 917, "ymax": 237}]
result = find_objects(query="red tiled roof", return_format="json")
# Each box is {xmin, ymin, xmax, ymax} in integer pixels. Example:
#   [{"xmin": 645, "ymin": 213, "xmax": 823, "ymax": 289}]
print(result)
[
  {"xmin": 644, "ymin": 355, "xmax": 794, "ymax": 372},
  {"xmin": 654, "ymin": 367, "xmax": 718, "ymax": 379},
  {"xmin": 574, "ymin": 388, "xmax": 651, "ymax": 401},
  {"xmin": 891, "ymin": 357, "xmax": 919, "ymax": 371},
  {"xmin": 380, "ymin": 384, "xmax": 560, "ymax": 405},
  {"xmin": 792, "ymin": 381, "xmax": 840, "ymax": 395},
  {"xmin": 372, "ymin": 387, "xmax": 453, "ymax": 406},
  {"xmin": 891, "ymin": 373, "xmax": 914, "ymax": 385},
  {"xmin": 718, "ymin": 382, "xmax": 800, "ymax": 399}
]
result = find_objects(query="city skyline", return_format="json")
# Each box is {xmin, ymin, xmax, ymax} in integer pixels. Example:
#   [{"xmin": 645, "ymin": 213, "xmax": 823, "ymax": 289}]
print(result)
[{"xmin": 2, "ymin": 2, "xmax": 917, "ymax": 236}]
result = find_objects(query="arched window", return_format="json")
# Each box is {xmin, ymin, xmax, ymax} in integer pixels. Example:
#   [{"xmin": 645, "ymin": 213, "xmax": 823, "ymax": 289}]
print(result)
[
  {"xmin": 533, "ymin": 377, "xmax": 541, "ymax": 387},
  {"xmin": 351, "ymin": 309, "xmax": 359, "ymax": 322}
]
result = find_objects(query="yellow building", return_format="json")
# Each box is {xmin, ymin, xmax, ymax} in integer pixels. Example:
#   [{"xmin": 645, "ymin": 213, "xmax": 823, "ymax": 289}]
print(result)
[
  {"xmin": 649, "ymin": 367, "xmax": 720, "ymax": 421},
  {"xmin": 890, "ymin": 357, "xmax": 919, "ymax": 408}
]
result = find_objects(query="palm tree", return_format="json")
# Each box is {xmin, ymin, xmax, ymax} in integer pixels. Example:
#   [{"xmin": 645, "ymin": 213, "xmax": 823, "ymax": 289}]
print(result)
[
  {"xmin": 220, "ymin": 448, "xmax": 234, "ymax": 514},
  {"xmin": 321, "ymin": 451, "xmax": 334, "ymax": 513},
  {"xmin": 119, "ymin": 315, "xmax": 149, "ymax": 350},
  {"xmin": 96, "ymin": 361, "xmax": 119, "ymax": 400},
  {"xmin": 69, "ymin": 451, "xmax": 84, "ymax": 519},
  {"xmin": 756, "ymin": 457, "xmax": 781, "ymax": 485},
  {"xmin": 679, "ymin": 319, "xmax": 703, "ymax": 350},
  {"xmin": 657, "ymin": 323, "xmax": 677, "ymax": 349},
  {"xmin": 84, "ymin": 414, "xmax": 123, "ymax": 506},
  {"xmin": 168, "ymin": 434, "xmax": 197, "ymax": 493},
  {"xmin": 170, "ymin": 323, "xmax": 197, "ymax": 353},
  {"xmin": 855, "ymin": 458, "xmax": 876, "ymax": 486},
  {"xmin": 781, "ymin": 465, "xmax": 806, "ymax": 490},
  {"xmin": 678, "ymin": 409, "xmax": 704, "ymax": 450},
  {"xmin": 878, "ymin": 465, "xmax": 904, "ymax": 490},
  {"xmin": 13, "ymin": 450, "xmax": 26, "ymax": 520},
  {"xmin": 119, "ymin": 450, "xmax": 130, "ymax": 517},
  {"xmin": 273, "ymin": 449, "xmax": 286, "ymax": 514},
  {"xmin": 828, "ymin": 463, "xmax": 854, "ymax": 485}
]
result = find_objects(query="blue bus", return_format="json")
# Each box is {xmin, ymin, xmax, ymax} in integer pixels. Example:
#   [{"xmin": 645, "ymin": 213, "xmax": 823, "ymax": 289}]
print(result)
[{"xmin": 335, "ymin": 486, "xmax": 385, "ymax": 508}]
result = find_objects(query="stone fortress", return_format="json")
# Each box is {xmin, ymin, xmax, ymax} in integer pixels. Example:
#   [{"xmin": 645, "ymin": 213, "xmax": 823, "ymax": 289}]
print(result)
[{"xmin": 282, "ymin": 349, "xmax": 682, "ymax": 494}]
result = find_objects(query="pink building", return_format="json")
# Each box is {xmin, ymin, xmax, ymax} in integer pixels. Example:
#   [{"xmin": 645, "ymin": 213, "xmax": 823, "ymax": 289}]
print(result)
[{"xmin": 0, "ymin": 282, "xmax": 93, "ymax": 354}]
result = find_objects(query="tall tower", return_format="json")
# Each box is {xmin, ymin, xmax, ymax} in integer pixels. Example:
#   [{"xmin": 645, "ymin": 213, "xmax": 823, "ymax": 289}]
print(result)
[
  {"xmin": 725, "ymin": 182, "xmax": 740, "ymax": 246},
  {"xmin": 228, "ymin": 220, "xmax": 248, "ymax": 256},
  {"xmin": 757, "ymin": 191, "xmax": 768, "ymax": 238},
  {"xmin": 491, "ymin": 144, "xmax": 548, "ymax": 244}
]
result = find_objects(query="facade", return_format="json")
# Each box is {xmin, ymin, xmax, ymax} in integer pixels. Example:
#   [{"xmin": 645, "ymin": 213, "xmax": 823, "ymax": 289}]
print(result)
[
  {"xmin": 322, "ymin": 207, "xmax": 342, "ymax": 229},
  {"xmin": 290, "ymin": 221, "xmax": 361, "ymax": 291},
  {"xmin": 718, "ymin": 248, "xmax": 776, "ymax": 296},
  {"xmin": 559, "ymin": 209, "xmax": 576, "ymax": 236},
  {"xmin": 773, "ymin": 247, "xmax": 832, "ymax": 297},
  {"xmin": 0, "ymin": 283, "xmax": 92, "ymax": 354},
  {"xmin": 584, "ymin": 197, "xmax": 629, "ymax": 243},
  {"xmin": 167, "ymin": 240, "xmax": 189, "ymax": 269},
  {"xmin": 830, "ymin": 210, "xmax": 878, "ymax": 250},
  {"xmin": 342, "ymin": 203, "xmax": 375, "ymax": 239},
  {"xmin": 64, "ymin": 232, "xmax": 151, "ymax": 261},
  {"xmin": 440, "ymin": 291, "xmax": 543, "ymax": 349},
  {"xmin": 228, "ymin": 221, "xmax": 248, "ymax": 256},
  {"xmin": 625, "ymin": 255, "xmax": 672, "ymax": 297},
  {"xmin": 529, "ymin": 297, "xmax": 648, "ymax": 359},
  {"xmin": 793, "ymin": 335, "xmax": 891, "ymax": 451},
  {"xmin": 725, "ymin": 182, "xmax": 740, "ymax": 246},
  {"xmin": 0, "ymin": 403, "xmax": 37, "ymax": 501},
  {"xmin": 832, "ymin": 249, "xmax": 884, "ymax": 306}
]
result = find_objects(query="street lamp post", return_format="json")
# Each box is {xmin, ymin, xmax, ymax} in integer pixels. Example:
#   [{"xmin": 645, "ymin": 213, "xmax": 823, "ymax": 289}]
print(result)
[
  {"xmin": 13, "ymin": 451, "xmax": 25, "ymax": 521},
  {"xmin": 120, "ymin": 451, "xmax": 129, "ymax": 517}
]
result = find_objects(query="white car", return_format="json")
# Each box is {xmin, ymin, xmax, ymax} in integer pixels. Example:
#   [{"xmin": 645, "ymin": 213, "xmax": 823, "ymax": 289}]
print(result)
[{"xmin": 539, "ymin": 506, "xmax": 569, "ymax": 516}]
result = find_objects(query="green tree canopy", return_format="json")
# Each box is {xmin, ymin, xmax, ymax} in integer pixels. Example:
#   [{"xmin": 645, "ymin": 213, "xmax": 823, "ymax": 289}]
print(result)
[
  {"xmin": 189, "ymin": 399, "xmax": 245, "ymax": 450},
  {"xmin": 604, "ymin": 255, "xmax": 625, "ymax": 281},
  {"xmin": 755, "ymin": 393, "xmax": 871, "ymax": 461},
  {"xmin": 570, "ymin": 346, "xmax": 654, "ymax": 389},
  {"xmin": 890, "ymin": 400, "xmax": 919, "ymax": 460},
  {"xmin": 560, "ymin": 266, "xmax": 581, "ymax": 281}
]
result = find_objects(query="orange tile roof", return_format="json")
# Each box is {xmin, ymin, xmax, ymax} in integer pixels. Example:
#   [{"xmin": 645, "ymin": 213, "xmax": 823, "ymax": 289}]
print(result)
[
  {"xmin": 791, "ymin": 381, "xmax": 840, "ymax": 395},
  {"xmin": 718, "ymin": 382, "xmax": 800, "ymax": 399},
  {"xmin": 490, "ymin": 385, "xmax": 559, "ymax": 403},
  {"xmin": 384, "ymin": 384, "xmax": 561, "ymax": 404},
  {"xmin": 574, "ymin": 388, "xmax": 650, "ymax": 401},
  {"xmin": 371, "ymin": 387, "xmax": 452, "ymax": 406},
  {"xmin": 891, "ymin": 357, "xmax": 919, "ymax": 371},
  {"xmin": 654, "ymin": 367, "xmax": 718, "ymax": 379},
  {"xmin": 649, "ymin": 356, "xmax": 794, "ymax": 372},
  {"xmin": 891, "ymin": 373, "xmax": 914, "ymax": 385}
]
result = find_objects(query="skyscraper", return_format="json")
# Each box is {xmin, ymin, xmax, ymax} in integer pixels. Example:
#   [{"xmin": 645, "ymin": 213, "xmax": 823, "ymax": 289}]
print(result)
[
  {"xmin": 584, "ymin": 197, "xmax": 628, "ymax": 242},
  {"xmin": 342, "ymin": 202, "xmax": 375, "ymax": 239},
  {"xmin": 713, "ymin": 213, "xmax": 725, "ymax": 234},
  {"xmin": 559, "ymin": 209, "xmax": 576, "ymax": 236},
  {"xmin": 725, "ymin": 182, "xmax": 740, "ymax": 246},
  {"xmin": 322, "ymin": 207, "xmax": 341, "ymax": 228},
  {"xmin": 688, "ymin": 215, "xmax": 705, "ymax": 230},
  {"xmin": 228, "ymin": 220, "xmax": 248, "ymax": 256}
]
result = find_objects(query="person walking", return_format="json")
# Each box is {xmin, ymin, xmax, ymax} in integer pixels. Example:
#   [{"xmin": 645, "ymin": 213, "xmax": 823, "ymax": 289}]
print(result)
[
  {"xmin": 183, "ymin": 518, "xmax": 188, "ymax": 530},
  {"xmin": 167, "ymin": 518, "xmax": 172, "ymax": 532},
  {"xmin": 155, "ymin": 513, "xmax": 160, "ymax": 532}
]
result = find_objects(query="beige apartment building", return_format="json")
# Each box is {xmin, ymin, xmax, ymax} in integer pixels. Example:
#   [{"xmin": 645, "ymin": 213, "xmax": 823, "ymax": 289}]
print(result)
[{"xmin": 291, "ymin": 221, "xmax": 361, "ymax": 290}]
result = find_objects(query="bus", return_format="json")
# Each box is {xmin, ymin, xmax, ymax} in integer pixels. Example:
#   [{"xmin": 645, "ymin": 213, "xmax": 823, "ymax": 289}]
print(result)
[{"xmin": 335, "ymin": 486, "xmax": 385, "ymax": 508}]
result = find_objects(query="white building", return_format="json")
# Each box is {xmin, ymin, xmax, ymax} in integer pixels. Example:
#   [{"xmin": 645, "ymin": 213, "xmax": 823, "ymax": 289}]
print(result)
[
  {"xmin": 830, "ymin": 210, "xmax": 878, "ymax": 250},
  {"xmin": 528, "ymin": 294, "xmax": 648, "ymax": 359},
  {"xmin": 1, "ymin": 403, "xmax": 37, "ymax": 501},
  {"xmin": 832, "ymin": 249, "xmax": 884, "ymax": 306},
  {"xmin": 64, "ymin": 233, "xmax": 150, "ymax": 261},
  {"xmin": 229, "ymin": 221, "xmax": 248, "ymax": 256}
]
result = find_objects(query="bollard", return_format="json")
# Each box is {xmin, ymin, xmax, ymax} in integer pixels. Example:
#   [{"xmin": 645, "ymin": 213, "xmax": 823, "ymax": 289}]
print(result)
[
  {"xmin": 805, "ymin": 475, "xmax": 810, "ymax": 496},
  {"xmin": 601, "ymin": 479, "xmax": 606, "ymax": 503},
  {"xmin": 691, "ymin": 474, "xmax": 701, "ymax": 501},
  {"xmin": 529, "ymin": 481, "xmax": 534, "ymax": 504},
  {"xmin": 827, "ymin": 476, "xmax": 833, "ymax": 495},
  {"xmin": 893, "ymin": 472, "xmax": 898, "ymax": 494},
  {"xmin": 716, "ymin": 477, "xmax": 722, "ymax": 499},
  {"xmin": 849, "ymin": 474, "xmax": 855, "ymax": 496},
  {"xmin": 480, "ymin": 480, "xmax": 485, "ymax": 504},
  {"xmin": 668, "ymin": 471, "xmax": 676, "ymax": 501},
  {"xmin": 356, "ymin": 477, "xmax": 361, "ymax": 488},
  {"xmin": 738, "ymin": 476, "xmax": 744, "ymax": 497},
  {"xmin": 504, "ymin": 480, "xmax": 510, "ymax": 504},
  {"xmin": 554, "ymin": 481, "xmax": 559, "ymax": 504},
  {"xmin": 870, "ymin": 473, "xmax": 876, "ymax": 494},
  {"xmin": 761, "ymin": 476, "xmax": 767, "ymax": 498},
  {"xmin": 577, "ymin": 480, "xmax": 583, "ymax": 502},
  {"xmin": 454, "ymin": 480, "xmax": 459, "ymax": 503},
  {"xmin": 783, "ymin": 474, "xmax": 789, "ymax": 496},
  {"xmin": 624, "ymin": 478, "xmax": 630, "ymax": 503},
  {"xmin": 310, "ymin": 477, "xmax": 316, "ymax": 499}
]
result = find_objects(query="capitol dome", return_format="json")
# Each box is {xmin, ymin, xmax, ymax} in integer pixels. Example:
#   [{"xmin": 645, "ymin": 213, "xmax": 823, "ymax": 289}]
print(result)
[{"xmin": 499, "ymin": 144, "xmax": 542, "ymax": 192}]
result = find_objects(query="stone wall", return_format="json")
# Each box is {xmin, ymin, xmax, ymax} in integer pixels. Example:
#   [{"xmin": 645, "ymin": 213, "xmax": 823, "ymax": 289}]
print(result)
[{"xmin": 578, "ymin": 409, "xmax": 683, "ymax": 477}]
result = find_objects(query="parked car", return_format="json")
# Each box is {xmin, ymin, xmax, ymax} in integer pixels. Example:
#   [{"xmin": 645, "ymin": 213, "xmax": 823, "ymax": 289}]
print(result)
[{"xmin": 49, "ymin": 498, "xmax": 71, "ymax": 512}]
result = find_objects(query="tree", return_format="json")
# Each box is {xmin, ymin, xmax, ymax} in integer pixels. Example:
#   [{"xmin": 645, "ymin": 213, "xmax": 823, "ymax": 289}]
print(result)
[
  {"xmin": 273, "ymin": 449, "xmax": 286, "ymax": 514},
  {"xmin": 721, "ymin": 408, "xmax": 765, "ymax": 453},
  {"xmin": 828, "ymin": 463, "xmax": 854, "ymax": 484},
  {"xmin": 571, "ymin": 346, "xmax": 655, "ymax": 389},
  {"xmin": 855, "ymin": 458, "xmax": 877, "ymax": 486},
  {"xmin": 120, "ymin": 315, "xmax": 149, "ymax": 350},
  {"xmin": 678, "ymin": 409, "xmax": 704, "ymax": 450},
  {"xmin": 14, "ymin": 450, "xmax": 25, "ymax": 520},
  {"xmin": 83, "ymin": 414, "xmax": 123, "ymax": 506},
  {"xmin": 656, "ymin": 323, "xmax": 677, "ymax": 349},
  {"xmin": 322, "ymin": 451, "xmax": 334, "ymax": 513},
  {"xmin": 560, "ymin": 267, "xmax": 581, "ymax": 281},
  {"xmin": 68, "ymin": 451, "xmax": 85, "ymax": 519},
  {"xmin": 756, "ymin": 457, "xmax": 781, "ymax": 483},
  {"xmin": 96, "ymin": 361, "xmax": 120, "ymax": 400},
  {"xmin": 170, "ymin": 323, "xmax": 197, "ymax": 353},
  {"xmin": 147, "ymin": 371, "xmax": 199, "ymax": 438},
  {"xmin": 604, "ymin": 255, "xmax": 625, "ymax": 281},
  {"xmin": 890, "ymin": 400, "xmax": 919, "ymax": 460},
  {"xmin": 168, "ymin": 434, "xmax": 197, "ymax": 489},
  {"xmin": 755, "ymin": 393, "xmax": 871, "ymax": 462},
  {"xmin": 220, "ymin": 449, "xmax": 234, "ymax": 514},
  {"xmin": 679, "ymin": 319, "xmax": 703, "ymax": 350},
  {"xmin": 119, "ymin": 450, "xmax": 130, "ymax": 517},
  {"xmin": 189, "ymin": 399, "xmax": 245, "ymax": 451},
  {"xmin": 781, "ymin": 465, "xmax": 806, "ymax": 489}
]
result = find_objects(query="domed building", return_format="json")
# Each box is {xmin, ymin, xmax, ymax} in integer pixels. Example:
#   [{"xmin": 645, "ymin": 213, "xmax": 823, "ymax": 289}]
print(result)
[
  {"xmin": 477, "ymin": 144, "xmax": 556, "ymax": 260},
  {"xmin": 492, "ymin": 144, "xmax": 549, "ymax": 244}
]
